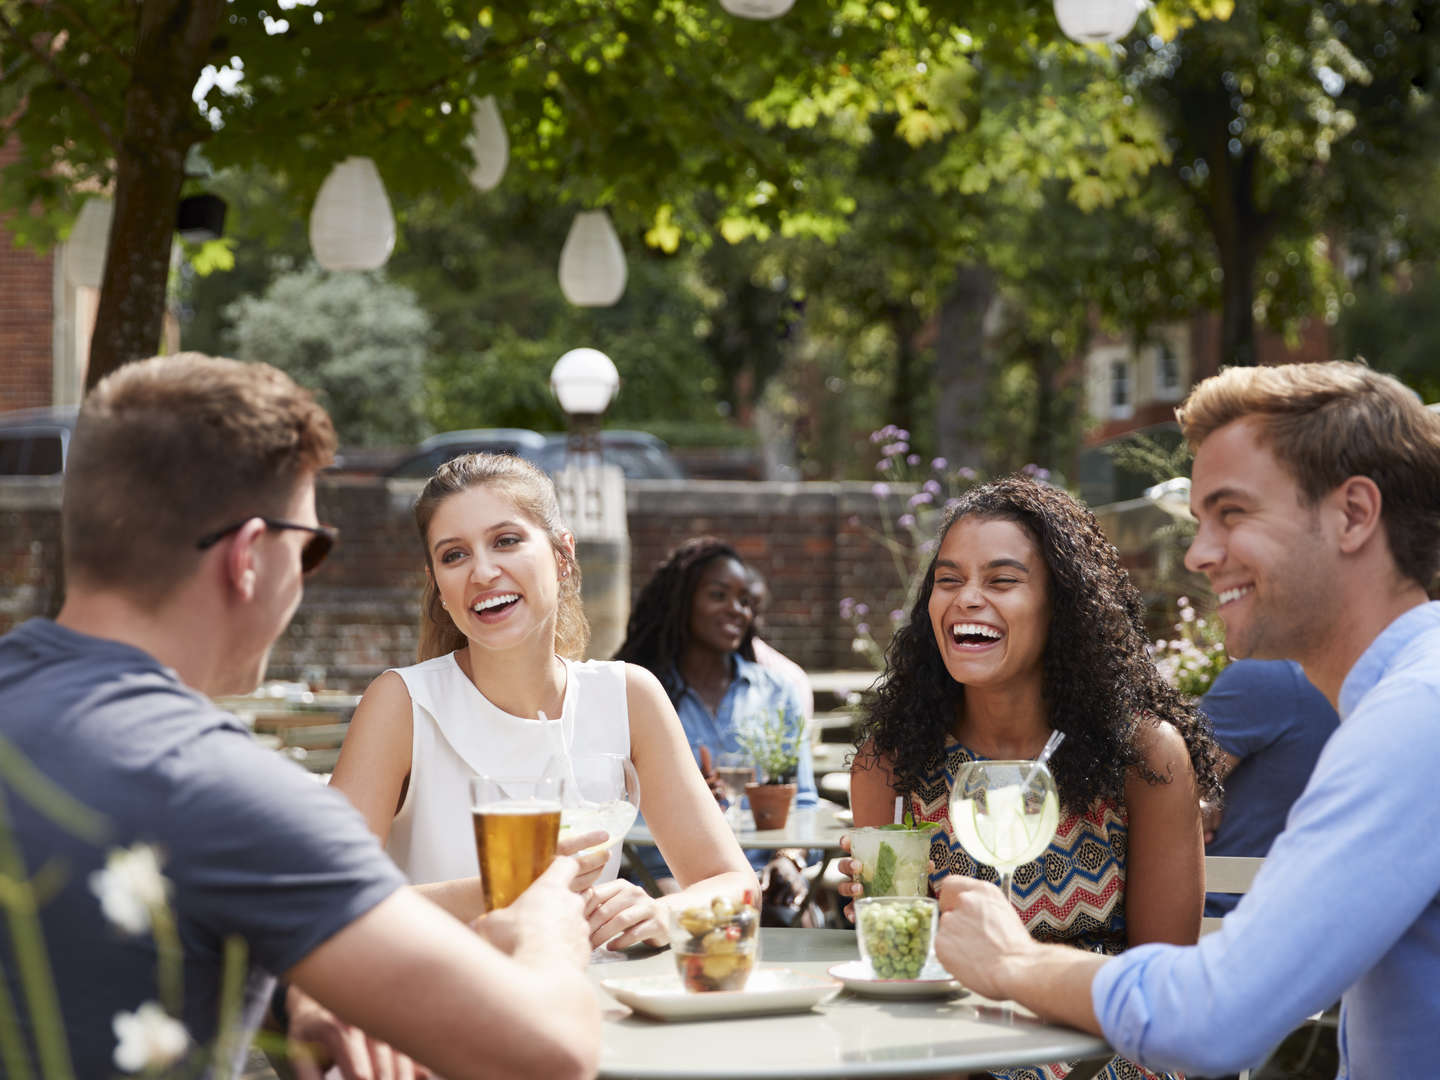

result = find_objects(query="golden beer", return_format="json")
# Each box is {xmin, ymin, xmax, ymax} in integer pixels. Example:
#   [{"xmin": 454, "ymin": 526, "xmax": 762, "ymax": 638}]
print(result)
[{"xmin": 472, "ymin": 801, "xmax": 561, "ymax": 910}]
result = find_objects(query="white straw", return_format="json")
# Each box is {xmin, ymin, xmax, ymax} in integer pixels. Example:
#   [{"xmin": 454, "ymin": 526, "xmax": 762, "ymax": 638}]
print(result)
[
  {"xmin": 894, "ymin": 795, "xmax": 904, "ymax": 824},
  {"xmin": 1023, "ymin": 730, "xmax": 1066, "ymax": 788}
]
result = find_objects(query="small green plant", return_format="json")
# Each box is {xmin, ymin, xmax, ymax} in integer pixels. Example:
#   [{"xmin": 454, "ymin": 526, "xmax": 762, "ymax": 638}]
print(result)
[{"xmin": 734, "ymin": 707, "xmax": 802, "ymax": 785}]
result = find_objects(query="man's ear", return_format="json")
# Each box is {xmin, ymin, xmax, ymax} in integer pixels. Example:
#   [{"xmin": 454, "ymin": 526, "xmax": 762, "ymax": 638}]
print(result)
[
  {"xmin": 1333, "ymin": 476, "xmax": 1383, "ymax": 556},
  {"xmin": 225, "ymin": 518, "xmax": 268, "ymax": 600}
]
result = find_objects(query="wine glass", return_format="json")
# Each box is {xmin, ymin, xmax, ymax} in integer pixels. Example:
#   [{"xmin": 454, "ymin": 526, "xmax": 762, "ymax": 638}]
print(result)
[
  {"xmin": 713, "ymin": 750, "xmax": 754, "ymax": 827},
  {"xmin": 947, "ymin": 760, "xmax": 1060, "ymax": 906},
  {"xmin": 555, "ymin": 753, "xmax": 641, "ymax": 855}
]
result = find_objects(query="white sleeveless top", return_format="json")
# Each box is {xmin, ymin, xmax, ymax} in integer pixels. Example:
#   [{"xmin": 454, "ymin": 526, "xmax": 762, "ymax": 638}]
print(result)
[{"xmin": 385, "ymin": 653, "xmax": 631, "ymax": 886}]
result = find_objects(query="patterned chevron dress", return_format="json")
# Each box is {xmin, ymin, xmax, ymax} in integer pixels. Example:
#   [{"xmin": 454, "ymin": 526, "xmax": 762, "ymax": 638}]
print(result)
[{"xmin": 912, "ymin": 740, "xmax": 1184, "ymax": 1080}]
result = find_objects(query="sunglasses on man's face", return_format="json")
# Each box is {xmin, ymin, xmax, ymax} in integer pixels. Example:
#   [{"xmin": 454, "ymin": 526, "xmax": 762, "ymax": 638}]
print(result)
[{"xmin": 195, "ymin": 517, "xmax": 339, "ymax": 575}]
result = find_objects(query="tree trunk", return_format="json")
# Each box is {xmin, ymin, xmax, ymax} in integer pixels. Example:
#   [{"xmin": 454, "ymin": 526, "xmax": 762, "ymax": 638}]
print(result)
[
  {"xmin": 885, "ymin": 302, "xmax": 920, "ymax": 441},
  {"xmin": 933, "ymin": 264, "xmax": 996, "ymax": 472},
  {"xmin": 86, "ymin": 0, "xmax": 222, "ymax": 389},
  {"xmin": 1202, "ymin": 140, "xmax": 1268, "ymax": 370}
]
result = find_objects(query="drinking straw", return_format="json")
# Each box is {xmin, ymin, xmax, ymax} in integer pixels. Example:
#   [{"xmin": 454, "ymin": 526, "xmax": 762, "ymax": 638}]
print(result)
[
  {"xmin": 894, "ymin": 795, "xmax": 904, "ymax": 824},
  {"xmin": 1023, "ymin": 730, "xmax": 1066, "ymax": 788}
]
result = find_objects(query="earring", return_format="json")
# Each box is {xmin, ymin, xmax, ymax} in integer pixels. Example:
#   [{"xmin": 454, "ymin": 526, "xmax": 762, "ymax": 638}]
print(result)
[{"xmin": 441, "ymin": 599, "xmax": 449, "ymax": 609}]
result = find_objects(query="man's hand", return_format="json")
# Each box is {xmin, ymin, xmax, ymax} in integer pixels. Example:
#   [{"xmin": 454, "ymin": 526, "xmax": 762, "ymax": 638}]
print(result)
[
  {"xmin": 471, "ymin": 856, "xmax": 591, "ymax": 969},
  {"xmin": 698, "ymin": 745, "xmax": 727, "ymax": 804},
  {"xmin": 935, "ymin": 875, "xmax": 1037, "ymax": 1001},
  {"xmin": 1200, "ymin": 797, "xmax": 1224, "ymax": 845},
  {"xmin": 556, "ymin": 829, "xmax": 610, "ymax": 893},
  {"xmin": 285, "ymin": 986, "xmax": 431, "ymax": 1080},
  {"xmin": 584, "ymin": 878, "xmax": 668, "ymax": 950}
]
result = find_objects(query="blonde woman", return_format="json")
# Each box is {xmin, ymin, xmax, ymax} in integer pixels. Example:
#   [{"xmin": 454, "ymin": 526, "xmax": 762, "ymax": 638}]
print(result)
[{"xmin": 331, "ymin": 453, "xmax": 756, "ymax": 949}]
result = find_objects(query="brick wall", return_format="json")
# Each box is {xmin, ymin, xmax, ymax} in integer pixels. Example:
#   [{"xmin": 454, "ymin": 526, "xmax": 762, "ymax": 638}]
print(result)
[
  {"xmin": 0, "ymin": 141, "xmax": 55, "ymax": 412},
  {"xmin": 0, "ymin": 477, "xmax": 916, "ymax": 690}
]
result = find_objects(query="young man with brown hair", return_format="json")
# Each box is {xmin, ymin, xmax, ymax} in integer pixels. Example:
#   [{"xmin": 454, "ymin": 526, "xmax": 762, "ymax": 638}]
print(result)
[
  {"xmin": 933, "ymin": 360, "xmax": 1440, "ymax": 1077},
  {"xmin": 0, "ymin": 354, "xmax": 601, "ymax": 1079}
]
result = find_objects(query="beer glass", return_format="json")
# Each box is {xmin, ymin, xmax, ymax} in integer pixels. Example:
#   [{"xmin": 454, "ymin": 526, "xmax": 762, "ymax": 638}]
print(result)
[{"xmin": 470, "ymin": 774, "xmax": 564, "ymax": 910}]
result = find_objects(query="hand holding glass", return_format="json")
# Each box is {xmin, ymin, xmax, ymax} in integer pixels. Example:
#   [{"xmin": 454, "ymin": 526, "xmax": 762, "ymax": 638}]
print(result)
[
  {"xmin": 947, "ymin": 760, "xmax": 1059, "ymax": 905},
  {"xmin": 556, "ymin": 753, "xmax": 640, "ymax": 855},
  {"xmin": 471, "ymin": 775, "xmax": 564, "ymax": 910}
]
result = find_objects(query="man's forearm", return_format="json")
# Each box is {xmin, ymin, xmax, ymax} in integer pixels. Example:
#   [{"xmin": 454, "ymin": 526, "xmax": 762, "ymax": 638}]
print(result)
[{"xmin": 998, "ymin": 944, "xmax": 1109, "ymax": 1035}]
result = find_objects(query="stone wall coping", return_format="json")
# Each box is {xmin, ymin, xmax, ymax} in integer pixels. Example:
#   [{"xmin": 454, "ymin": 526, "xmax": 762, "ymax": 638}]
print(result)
[{"xmin": 0, "ymin": 477, "xmax": 63, "ymax": 510}]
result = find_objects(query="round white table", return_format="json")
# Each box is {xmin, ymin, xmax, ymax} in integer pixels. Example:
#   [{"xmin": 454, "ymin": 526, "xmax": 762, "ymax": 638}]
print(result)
[{"xmin": 589, "ymin": 928, "xmax": 1113, "ymax": 1079}]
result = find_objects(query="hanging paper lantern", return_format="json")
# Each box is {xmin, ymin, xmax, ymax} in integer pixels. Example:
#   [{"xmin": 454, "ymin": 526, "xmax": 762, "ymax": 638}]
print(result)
[
  {"xmin": 1054, "ymin": 0, "xmax": 1143, "ymax": 44},
  {"xmin": 558, "ymin": 210, "xmax": 627, "ymax": 307},
  {"xmin": 64, "ymin": 197, "xmax": 113, "ymax": 288},
  {"xmin": 720, "ymin": 0, "xmax": 796, "ymax": 18},
  {"xmin": 308, "ymin": 157, "xmax": 395, "ymax": 271},
  {"xmin": 466, "ymin": 96, "xmax": 509, "ymax": 192}
]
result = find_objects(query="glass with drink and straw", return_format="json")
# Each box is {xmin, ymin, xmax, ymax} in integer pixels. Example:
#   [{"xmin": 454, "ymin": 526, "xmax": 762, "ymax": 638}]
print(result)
[
  {"xmin": 947, "ymin": 734, "xmax": 1064, "ymax": 906},
  {"xmin": 470, "ymin": 774, "xmax": 564, "ymax": 910},
  {"xmin": 556, "ymin": 753, "xmax": 641, "ymax": 855}
]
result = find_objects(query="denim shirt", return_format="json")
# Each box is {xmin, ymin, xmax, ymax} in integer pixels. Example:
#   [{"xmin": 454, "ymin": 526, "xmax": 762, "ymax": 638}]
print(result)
[
  {"xmin": 637, "ymin": 654, "xmax": 817, "ymax": 876},
  {"xmin": 1092, "ymin": 602, "xmax": 1440, "ymax": 1077}
]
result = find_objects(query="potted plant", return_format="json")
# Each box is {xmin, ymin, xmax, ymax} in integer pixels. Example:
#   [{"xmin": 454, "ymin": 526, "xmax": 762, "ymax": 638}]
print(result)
[{"xmin": 735, "ymin": 707, "xmax": 803, "ymax": 830}]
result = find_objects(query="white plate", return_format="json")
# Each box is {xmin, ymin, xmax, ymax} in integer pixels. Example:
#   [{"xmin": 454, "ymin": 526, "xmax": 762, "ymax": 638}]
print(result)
[
  {"xmin": 600, "ymin": 968, "xmax": 841, "ymax": 1021},
  {"xmin": 827, "ymin": 959, "xmax": 967, "ymax": 1000}
]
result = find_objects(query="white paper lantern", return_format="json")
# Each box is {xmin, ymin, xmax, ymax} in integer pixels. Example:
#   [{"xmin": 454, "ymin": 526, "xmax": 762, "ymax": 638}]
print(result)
[
  {"xmin": 551, "ymin": 348, "xmax": 620, "ymax": 416},
  {"xmin": 1054, "ymin": 0, "xmax": 1143, "ymax": 44},
  {"xmin": 309, "ymin": 156, "xmax": 395, "ymax": 271},
  {"xmin": 720, "ymin": 0, "xmax": 796, "ymax": 18},
  {"xmin": 558, "ymin": 210, "xmax": 627, "ymax": 307},
  {"xmin": 466, "ymin": 96, "xmax": 509, "ymax": 192},
  {"xmin": 64, "ymin": 197, "xmax": 113, "ymax": 288}
]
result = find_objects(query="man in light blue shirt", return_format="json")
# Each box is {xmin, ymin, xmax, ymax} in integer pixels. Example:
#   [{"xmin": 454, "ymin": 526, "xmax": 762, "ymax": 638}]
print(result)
[{"xmin": 932, "ymin": 361, "xmax": 1440, "ymax": 1078}]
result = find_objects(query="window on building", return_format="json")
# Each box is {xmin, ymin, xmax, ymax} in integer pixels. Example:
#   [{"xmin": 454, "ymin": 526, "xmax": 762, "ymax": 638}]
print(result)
[
  {"xmin": 1110, "ymin": 359, "xmax": 1133, "ymax": 419},
  {"xmin": 1155, "ymin": 342, "xmax": 1182, "ymax": 397}
]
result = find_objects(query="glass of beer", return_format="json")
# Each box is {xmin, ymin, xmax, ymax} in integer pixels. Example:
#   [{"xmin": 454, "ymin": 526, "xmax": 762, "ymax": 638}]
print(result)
[{"xmin": 470, "ymin": 774, "xmax": 564, "ymax": 910}]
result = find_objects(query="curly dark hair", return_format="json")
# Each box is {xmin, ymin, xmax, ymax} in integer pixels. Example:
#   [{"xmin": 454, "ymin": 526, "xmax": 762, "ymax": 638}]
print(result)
[
  {"xmin": 614, "ymin": 536, "xmax": 756, "ymax": 704},
  {"xmin": 855, "ymin": 475, "xmax": 1221, "ymax": 813}
]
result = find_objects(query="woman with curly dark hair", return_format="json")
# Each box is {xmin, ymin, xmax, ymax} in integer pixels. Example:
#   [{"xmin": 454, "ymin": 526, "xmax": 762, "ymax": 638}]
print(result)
[{"xmin": 847, "ymin": 475, "xmax": 1220, "ymax": 1080}]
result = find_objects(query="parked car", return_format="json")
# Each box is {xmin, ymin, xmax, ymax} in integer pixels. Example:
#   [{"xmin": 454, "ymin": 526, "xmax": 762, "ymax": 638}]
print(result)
[
  {"xmin": 385, "ymin": 428, "xmax": 547, "ymax": 479},
  {"xmin": 0, "ymin": 406, "xmax": 79, "ymax": 476},
  {"xmin": 535, "ymin": 431, "xmax": 686, "ymax": 481}
]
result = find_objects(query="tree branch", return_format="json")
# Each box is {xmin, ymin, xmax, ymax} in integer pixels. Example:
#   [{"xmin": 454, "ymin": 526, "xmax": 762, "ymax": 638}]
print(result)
[{"xmin": 0, "ymin": 8, "xmax": 121, "ymax": 153}]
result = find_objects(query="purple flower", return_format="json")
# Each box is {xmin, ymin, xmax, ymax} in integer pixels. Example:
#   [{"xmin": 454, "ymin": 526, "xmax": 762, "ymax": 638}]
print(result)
[
  {"xmin": 923, "ymin": 479, "xmax": 942, "ymax": 495},
  {"xmin": 855, "ymin": 622, "xmax": 870, "ymax": 635},
  {"xmin": 855, "ymin": 603, "xmax": 868, "ymax": 616},
  {"xmin": 907, "ymin": 492, "xmax": 932, "ymax": 507},
  {"xmin": 898, "ymin": 513, "xmax": 916, "ymax": 527},
  {"xmin": 944, "ymin": 498, "xmax": 961, "ymax": 513},
  {"xmin": 848, "ymin": 515, "xmax": 860, "ymax": 527},
  {"xmin": 931, "ymin": 457, "xmax": 947, "ymax": 471},
  {"xmin": 840, "ymin": 597, "xmax": 856, "ymax": 618},
  {"xmin": 906, "ymin": 454, "xmax": 921, "ymax": 466},
  {"xmin": 876, "ymin": 457, "xmax": 892, "ymax": 471},
  {"xmin": 895, "ymin": 429, "xmax": 910, "ymax": 441},
  {"xmin": 920, "ymin": 539, "xmax": 937, "ymax": 553},
  {"xmin": 871, "ymin": 483, "xmax": 890, "ymax": 498},
  {"xmin": 890, "ymin": 609, "xmax": 905, "ymax": 623},
  {"xmin": 958, "ymin": 466, "xmax": 977, "ymax": 481}
]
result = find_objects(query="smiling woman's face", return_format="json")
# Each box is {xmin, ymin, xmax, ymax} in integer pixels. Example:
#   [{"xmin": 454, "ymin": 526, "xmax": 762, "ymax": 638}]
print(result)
[
  {"xmin": 927, "ymin": 515, "xmax": 1052, "ymax": 692},
  {"xmin": 687, "ymin": 556, "xmax": 754, "ymax": 657}
]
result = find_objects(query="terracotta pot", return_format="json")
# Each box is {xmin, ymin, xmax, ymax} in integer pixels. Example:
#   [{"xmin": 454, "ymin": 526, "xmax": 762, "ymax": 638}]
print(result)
[{"xmin": 745, "ymin": 781, "xmax": 796, "ymax": 830}]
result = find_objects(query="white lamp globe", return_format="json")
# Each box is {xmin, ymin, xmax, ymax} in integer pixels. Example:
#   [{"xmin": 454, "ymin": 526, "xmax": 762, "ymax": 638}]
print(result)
[
  {"xmin": 64, "ymin": 197, "xmax": 113, "ymax": 289},
  {"xmin": 551, "ymin": 348, "xmax": 620, "ymax": 416},
  {"xmin": 558, "ymin": 210, "xmax": 628, "ymax": 307},
  {"xmin": 720, "ymin": 0, "xmax": 796, "ymax": 18},
  {"xmin": 466, "ymin": 96, "xmax": 509, "ymax": 192},
  {"xmin": 309, "ymin": 156, "xmax": 396, "ymax": 271},
  {"xmin": 1054, "ymin": 0, "xmax": 1143, "ymax": 44}
]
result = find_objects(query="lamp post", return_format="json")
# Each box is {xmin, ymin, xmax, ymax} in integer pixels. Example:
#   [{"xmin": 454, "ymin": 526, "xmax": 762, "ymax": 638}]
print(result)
[
  {"xmin": 549, "ymin": 348, "xmax": 629, "ymax": 659},
  {"xmin": 1053, "ymin": 0, "xmax": 1143, "ymax": 43}
]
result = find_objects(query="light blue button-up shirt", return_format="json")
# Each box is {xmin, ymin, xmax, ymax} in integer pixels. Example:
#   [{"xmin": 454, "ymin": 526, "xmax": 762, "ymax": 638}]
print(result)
[
  {"xmin": 638, "ymin": 654, "xmax": 817, "ymax": 876},
  {"xmin": 1092, "ymin": 601, "xmax": 1440, "ymax": 1078}
]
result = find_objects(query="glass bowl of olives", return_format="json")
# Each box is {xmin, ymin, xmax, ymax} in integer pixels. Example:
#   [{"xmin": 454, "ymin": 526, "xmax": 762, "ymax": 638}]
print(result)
[{"xmin": 668, "ymin": 892, "xmax": 760, "ymax": 992}]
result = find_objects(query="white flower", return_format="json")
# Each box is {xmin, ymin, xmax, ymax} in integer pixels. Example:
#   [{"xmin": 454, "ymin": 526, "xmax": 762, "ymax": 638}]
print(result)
[
  {"xmin": 89, "ymin": 844, "xmax": 169, "ymax": 935},
  {"xmin": 112, "ymin": 1002, "xmax": 189, "ymax": 1073}
]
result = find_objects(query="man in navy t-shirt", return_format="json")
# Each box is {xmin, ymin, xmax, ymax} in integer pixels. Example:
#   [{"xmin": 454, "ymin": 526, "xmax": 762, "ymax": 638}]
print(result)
[
  {"xmin": 1199, "ymin": 659, "xmax": 1338, "ymax": 915},
  {"xmin": 0, "ymin": 355, "xmax": 600, "ymax": 1079}
]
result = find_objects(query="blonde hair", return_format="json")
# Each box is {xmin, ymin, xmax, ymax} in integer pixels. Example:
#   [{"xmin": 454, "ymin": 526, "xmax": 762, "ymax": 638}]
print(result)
[
  {"xmin": 413, "ymin": 453, "xmax": 589, "ymax": 662},
  {"xmin": 1177, "ymin": 360, "xmax": 1440, "ymax": 587},
  {"xmin": 64, "ymin": 353, "xmax": 336, "ymax": 605}
]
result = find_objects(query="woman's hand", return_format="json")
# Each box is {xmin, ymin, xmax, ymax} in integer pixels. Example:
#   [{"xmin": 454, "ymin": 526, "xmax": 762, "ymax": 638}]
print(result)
[
  {"xmin": 583, "ymin": 878, "xmax": 669, "ymax": 950},
  {"xmin": 835, "ymin": 833, "xmax": 865, "ymax": 923},
  {"xmin": 697, "ymin": 745, "xmax": 727, "ymax": 804},
  {"xmin": 555, "ymin": 829, "xmax": 611, "ymax": 893},
  {"xmin": 286, "ymin": 987, "xmax": 431, "ymax": 1080}
]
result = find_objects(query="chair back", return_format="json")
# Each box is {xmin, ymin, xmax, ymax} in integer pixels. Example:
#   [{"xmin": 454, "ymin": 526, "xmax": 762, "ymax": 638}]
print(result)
[{"xmin": 1201, "ymin": 855, "xmax": 1264, "ymax": 936}]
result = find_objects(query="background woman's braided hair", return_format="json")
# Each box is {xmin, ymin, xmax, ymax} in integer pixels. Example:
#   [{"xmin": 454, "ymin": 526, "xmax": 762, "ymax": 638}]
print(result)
[
  {"xmin": 855, "ymin": 474, "xmax": 1222, "ymax": 813},
  {"xmin": 614, "ymin": 536, "xmax": 756, "ymax": 703}
]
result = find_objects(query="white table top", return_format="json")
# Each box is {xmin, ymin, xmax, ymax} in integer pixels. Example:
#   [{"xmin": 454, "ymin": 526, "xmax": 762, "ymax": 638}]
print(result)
[
  {"xmin": 626, "ymin": 803, "xmax": 852, "ymax": 853},
  {"xmin": 589, "ymin": 928, "xmax": 1112, "ymax": 1079}
]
